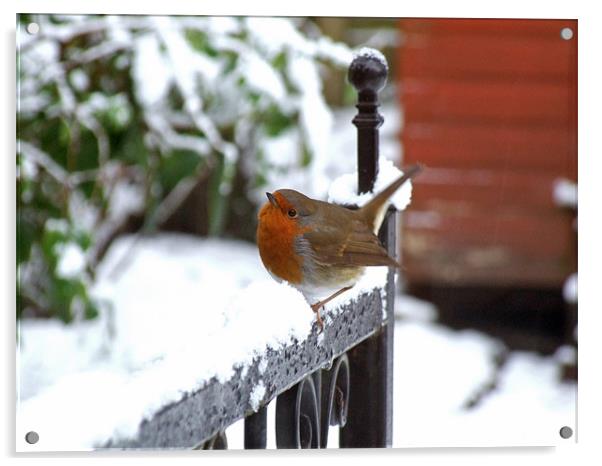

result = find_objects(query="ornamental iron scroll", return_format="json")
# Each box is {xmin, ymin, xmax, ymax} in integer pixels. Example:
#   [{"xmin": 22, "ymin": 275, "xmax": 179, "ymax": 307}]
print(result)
[
  {"xmin": 320, "ymin": 354, "xmax": 350, "ymax": 448},
  {"xmin": 275, "ymin": 373, "xmax": 321, "ymax": 448},
  {"xmin": 274, "ymin": 354, "xmax": 351, "ymax": 449}
]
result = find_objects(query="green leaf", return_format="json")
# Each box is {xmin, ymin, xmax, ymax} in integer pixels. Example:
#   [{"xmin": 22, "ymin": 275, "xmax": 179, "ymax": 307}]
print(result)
[
  {"xmin": 113, "ymin": 125, "xmax": 147, "ymax": 166},
  {"xmin": 16, "ymin": 212, "xmax": 36, "ymax": 264},
  {"xmin": 223, "ymin": 51, "xmax": 239, "ymax": 74},
  {"xmin": 185, "ymin": 29, "xmax": 219, "ymax": 57},
  {"xmin": 271, "ymin": 51, "xmax": 287, "ymax": 71},
  {"xmin": 263, "ymin": 105, "xmax": 294, "ymax": 137},
  {"xmin": 158, "ymin": 149, "xmax": 201, "ymax": 192},
  {"xmin": 75, "ymin": 230, "xmax": 93, "ymax": 251},
  {"xmin": 74, "ymin": 126, "xmax": 101, "ymax": 172},
  {"xmin": 84, "ymin": 300, "xmax": 99, "ymax": 320},
  {"xmin": 51, "ymin": 278, "xmax": 80, "ymax": 323},
  {"xmin": 301, "ymin": 144, "xmax": 313, "ymax": 167},
  {"xmin": 41, "ymin": 226, "xmax": 67, "ymax": 267}
]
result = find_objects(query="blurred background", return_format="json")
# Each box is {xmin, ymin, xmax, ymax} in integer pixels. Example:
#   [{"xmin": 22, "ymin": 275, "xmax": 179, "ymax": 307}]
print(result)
[{"xmin": 17, "ymin": 15, "xmax": 577, "ymax": 448}]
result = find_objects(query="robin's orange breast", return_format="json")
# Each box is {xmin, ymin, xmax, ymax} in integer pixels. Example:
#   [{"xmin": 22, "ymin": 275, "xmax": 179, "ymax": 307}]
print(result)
[{"xmin": 257, "ymin": 203, "xmax": 306, "ymax": 284}]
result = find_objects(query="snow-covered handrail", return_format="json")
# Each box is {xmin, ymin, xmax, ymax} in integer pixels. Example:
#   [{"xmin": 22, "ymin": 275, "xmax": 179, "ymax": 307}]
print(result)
[{"xmin": 106, "ymin": 290, "xmax": 387, "ymax": 448}]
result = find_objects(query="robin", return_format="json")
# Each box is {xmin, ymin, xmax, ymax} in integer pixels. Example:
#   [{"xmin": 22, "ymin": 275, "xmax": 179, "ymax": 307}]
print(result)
[{"xmin": 256, "ymin": 164, "xmax": 423, "ymax": 330}]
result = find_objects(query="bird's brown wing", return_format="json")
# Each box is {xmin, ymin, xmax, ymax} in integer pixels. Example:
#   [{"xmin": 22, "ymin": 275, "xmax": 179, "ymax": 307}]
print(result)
[{"xmin": 303, "ymin": 217, "xmax": 399, "ymax": 268}]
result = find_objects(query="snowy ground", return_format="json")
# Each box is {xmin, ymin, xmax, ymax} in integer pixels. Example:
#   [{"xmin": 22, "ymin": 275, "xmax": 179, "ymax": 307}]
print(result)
[{"xmin": 391, "ymin": 312, "xmax": 576, "ymax": 447}]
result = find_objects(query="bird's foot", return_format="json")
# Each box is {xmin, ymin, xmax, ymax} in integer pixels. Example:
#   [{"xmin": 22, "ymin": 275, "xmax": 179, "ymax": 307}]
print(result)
[
  {"xmin": 309, "ymin": 286, "xmax": 354, "ymax": 333},
  {"xmin": 310, "ymin": 302, "xmax": 325, "ymax": 332}
]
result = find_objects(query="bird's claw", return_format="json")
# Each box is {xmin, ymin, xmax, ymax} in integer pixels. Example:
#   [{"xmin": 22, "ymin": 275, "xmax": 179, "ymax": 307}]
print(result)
[{"xmin": 311, "ymin": 302, "xmax": 325, "ymax": 333}]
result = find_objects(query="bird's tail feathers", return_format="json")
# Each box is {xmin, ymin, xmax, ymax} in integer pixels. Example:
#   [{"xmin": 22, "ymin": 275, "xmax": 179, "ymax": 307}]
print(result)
[{"xmin": 359, "ymin": 163, "xmax": 423, "ymax": 227}]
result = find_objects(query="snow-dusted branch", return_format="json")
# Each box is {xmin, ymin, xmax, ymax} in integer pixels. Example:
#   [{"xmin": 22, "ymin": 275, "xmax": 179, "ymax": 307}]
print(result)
[
  {"xmin": 18, "ymin": 140, "xmax": 71, "ymax": 186},
  {"xmin": 145, "ymin": 113, "xmax": 212, "ymax": 156},
  {"xmin": 65, "ymin": 41, "xmax": 130, "ymax": 71},
  {"xmin": 153, "ymin": 17, "xmax": 239, "ymax": 165}
]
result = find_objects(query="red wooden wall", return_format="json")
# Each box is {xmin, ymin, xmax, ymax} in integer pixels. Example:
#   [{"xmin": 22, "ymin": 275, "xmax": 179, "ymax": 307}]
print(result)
[{"xmin": 398, "ymin": 19, "xmax": 577, "ymax": 287}]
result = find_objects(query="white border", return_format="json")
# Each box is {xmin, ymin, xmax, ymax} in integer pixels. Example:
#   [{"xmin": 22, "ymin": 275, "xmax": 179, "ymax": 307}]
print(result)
[{"xmin": 3, "ymin": 1, "xmax": 601, "ymax": 465}]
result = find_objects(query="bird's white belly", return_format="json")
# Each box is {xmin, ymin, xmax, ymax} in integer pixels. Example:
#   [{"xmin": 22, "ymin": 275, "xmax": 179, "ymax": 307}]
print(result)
[{"xmin": 294, "ymin": 267, "xmax": 365, "ymax": 302}]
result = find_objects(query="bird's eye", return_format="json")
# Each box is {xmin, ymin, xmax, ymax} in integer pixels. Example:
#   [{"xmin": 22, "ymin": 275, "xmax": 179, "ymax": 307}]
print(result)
[{"xmin": 287, "ymin": 209, "xmax": 298, "ymax": 218}]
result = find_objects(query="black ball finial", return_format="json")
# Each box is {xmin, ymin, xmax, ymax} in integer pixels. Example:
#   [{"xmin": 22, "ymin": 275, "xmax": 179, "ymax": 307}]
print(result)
[{"xmin": 348, "ymin": 48, "xmax": 388, "ymax": 95}]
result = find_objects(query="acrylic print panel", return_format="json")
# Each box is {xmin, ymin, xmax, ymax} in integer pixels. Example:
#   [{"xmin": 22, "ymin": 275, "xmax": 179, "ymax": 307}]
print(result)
[{"xmin": 16, "ymin": 14, "xmax": 576, "ymax": 451}]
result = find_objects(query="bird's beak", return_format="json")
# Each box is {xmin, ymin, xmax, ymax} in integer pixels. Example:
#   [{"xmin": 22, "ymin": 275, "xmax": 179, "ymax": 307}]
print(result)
[{"xmin": 266, "ymin": 192, "xmax": 279, "ymax": 208}]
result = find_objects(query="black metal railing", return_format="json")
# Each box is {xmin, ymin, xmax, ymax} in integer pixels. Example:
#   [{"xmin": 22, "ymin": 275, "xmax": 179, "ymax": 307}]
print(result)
[{"xmin": 107, "ymin": 49, "xmax": 396, "ymax": 450}]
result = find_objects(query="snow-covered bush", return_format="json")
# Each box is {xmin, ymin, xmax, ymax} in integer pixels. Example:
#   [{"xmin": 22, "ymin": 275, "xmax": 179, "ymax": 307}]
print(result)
[{"xmin": 17, "ymin": 14, "xmax": 352, "ymax": 322}]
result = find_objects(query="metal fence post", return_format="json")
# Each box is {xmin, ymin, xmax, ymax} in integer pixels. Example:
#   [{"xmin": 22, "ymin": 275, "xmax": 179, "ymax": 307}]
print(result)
[
  {"xmin": 339, "ymin": 49, "xmax": 394, "ymax": 448},
  {"xmin": 244, "ymin": 406, "xmax": 267, "ymax": 449}
]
